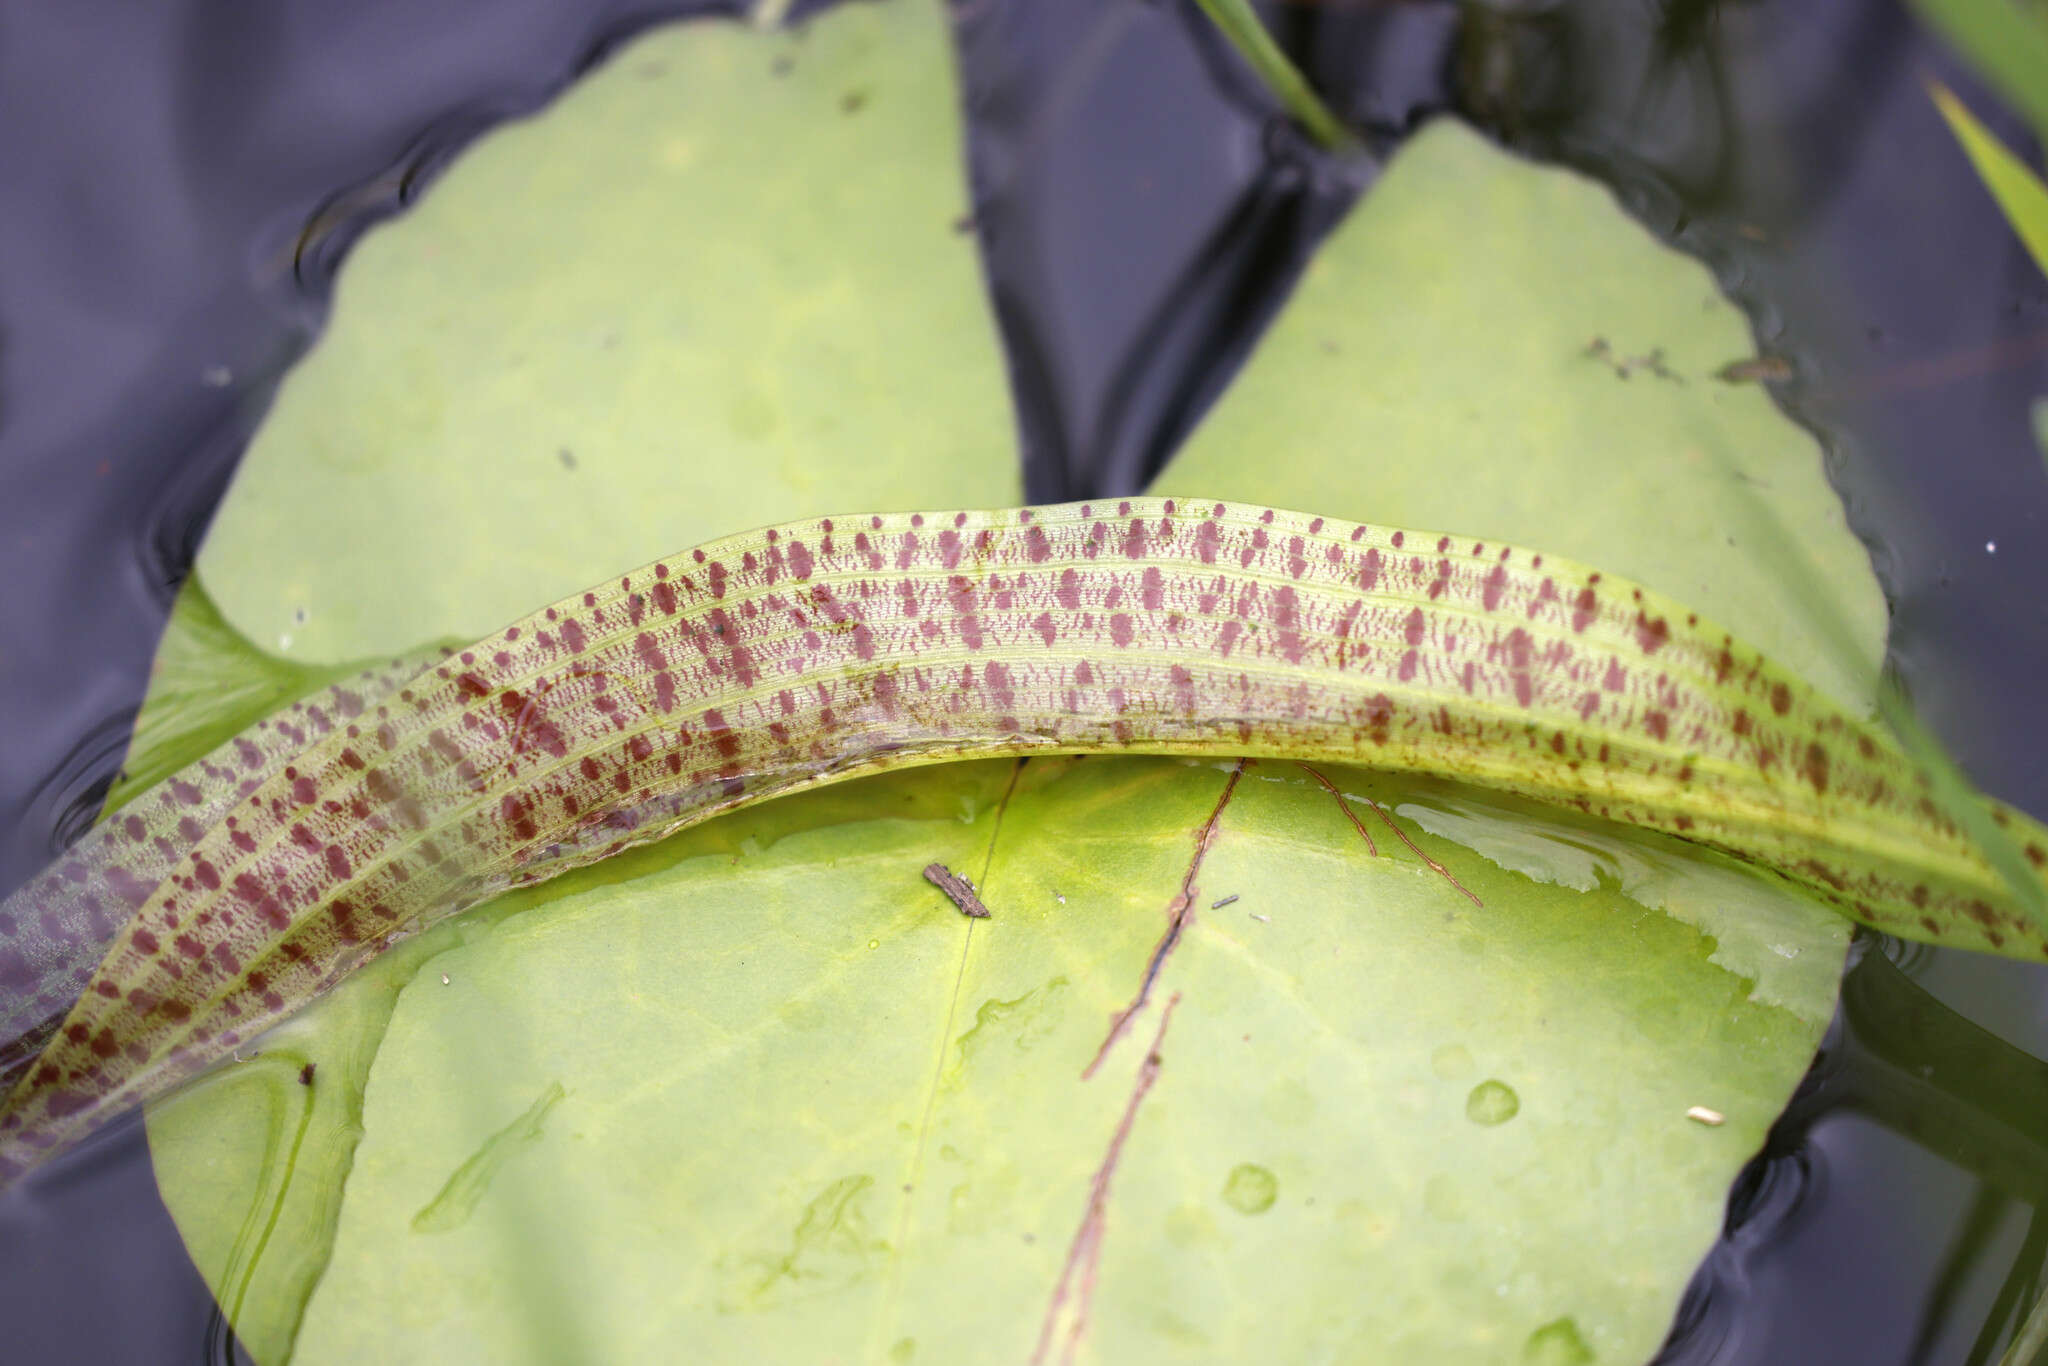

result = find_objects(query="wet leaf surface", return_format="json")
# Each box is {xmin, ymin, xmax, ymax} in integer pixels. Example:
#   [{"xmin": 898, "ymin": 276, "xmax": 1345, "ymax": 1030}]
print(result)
[{"xmin": 139, "ymin": 2, "xmax": 1877, "ymax": 1361}]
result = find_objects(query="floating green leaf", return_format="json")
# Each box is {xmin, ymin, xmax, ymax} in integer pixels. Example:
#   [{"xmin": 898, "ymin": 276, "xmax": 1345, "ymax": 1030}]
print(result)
[
  {"xmin": 139, "ymin": 6, "xmax": 1877, "ymax": 1362},
  {"xmin": 1156, "ymin": 121, "xmax": 1885, "ymax": 709},
  {"xmin": 194, "ymin": 0, "xmax": 1018, "ymax": 666},
  {"xmin": 155, "ymin": 756, "xmax": 1846, "ymax": 1365}
]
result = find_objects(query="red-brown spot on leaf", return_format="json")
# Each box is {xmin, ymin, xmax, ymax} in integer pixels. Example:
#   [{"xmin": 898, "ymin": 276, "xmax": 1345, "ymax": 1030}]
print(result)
[
  {"xmin": 501, "ymin": 792, "xmax": 540, "ymax": 841},
  {"xmin": 1505, "ymin": 628, "xmax": 1533, "ymax": 707},
  {"xmin": 1571, "ymin": 588, "xmax": 1598, "ymax": 633},
  {"xmin": 1802, "ymin": 742, "xmax": 1830, "ymax": 794},
  {"xmin": 1123, "ymin": 519, "xmax": 1148, "ymax": 559},
  {"xmin": 1141, "ymin": 566, "xmax": 1165, "ymax": 611},
  {"xmin": 705, "ymin": 709, "xmax": 740, "ymax": 759},
  {"xmin": 1482, "ymin": 564, "xmax": 1508, "ymax": 612}
]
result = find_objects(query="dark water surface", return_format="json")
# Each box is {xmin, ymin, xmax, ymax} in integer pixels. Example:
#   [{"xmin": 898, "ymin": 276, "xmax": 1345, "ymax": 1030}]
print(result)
[{"xmin": 1, "ymin": 0, "xmax": 2044, "ymax": 1360}]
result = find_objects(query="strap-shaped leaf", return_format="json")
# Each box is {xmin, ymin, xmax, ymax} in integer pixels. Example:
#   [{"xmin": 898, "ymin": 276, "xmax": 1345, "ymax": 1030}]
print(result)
[{"xmin": 3, "ymin": 498, "xmax": 2043, "ymax": 1181}]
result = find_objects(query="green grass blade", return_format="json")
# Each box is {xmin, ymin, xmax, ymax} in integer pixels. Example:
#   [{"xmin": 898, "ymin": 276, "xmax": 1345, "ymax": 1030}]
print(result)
[
  {"xmin": 1929, "ymin": 80, "xmax": 2048, "ymax": 279},
  {"xmin": 1189, "ymin": 0, "xmax": 1360, "ymax": 153},
  {"xmin": 1909, "ymin": 0, "xmax": 2048, "ymax": 140}
]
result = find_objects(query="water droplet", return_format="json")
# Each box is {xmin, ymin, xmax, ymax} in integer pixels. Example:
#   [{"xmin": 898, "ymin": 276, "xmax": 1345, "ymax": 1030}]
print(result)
[
  {"xmin": 1465, "ymin": 1079, "xmax": 1520, "ymax": 1126},
  {"xmin": 1523, "ymin": 1316, "xmax": 1594, "ymax": 1365},
  {"xmin": 278, "ymin": 632, "xmax": 294, "ymax": 652},
  {"xmin": 867, "ymin": 938, "xmax": 880, "ymax": 950},
  {"xmin": 1220, "ymin": 1162, "xmax": 1278, "ymax": 1215},
  {"xmin": 1986, "ymin": 540, "xmax": 1998, "ymax": 554}
]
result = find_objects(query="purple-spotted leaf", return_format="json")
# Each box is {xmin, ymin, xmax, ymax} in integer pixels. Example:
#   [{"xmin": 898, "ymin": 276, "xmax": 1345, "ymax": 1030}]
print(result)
[
  {"xmin": 24, "ymin": 492, "xmax": 2044, "ymax": 1172},
  {"xmin": 22, "ymin": 10, "xmax": 1993, "ymax": 1366}
]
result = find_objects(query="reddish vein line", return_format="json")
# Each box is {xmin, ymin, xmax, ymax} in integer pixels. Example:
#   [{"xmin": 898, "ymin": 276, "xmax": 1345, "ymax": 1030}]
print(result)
[
  {"xmin": 1081, "ymin": 759, "xmax": 1246, "ymax": 1081},
  {"xmin": 1369, "ymin": 796, "xmax": 1483, "ymax": 908},
  {"xmin": 1032, "ymin": 992, "xmax": 1180, "ymax": 1366},
  {"xmin": 1296, "ymin": 762, "xmax": 1380, "ymax": 857},
  {"xmin": 1298, "ymin": 759, "xmax": 1480, "ymax": 904}
]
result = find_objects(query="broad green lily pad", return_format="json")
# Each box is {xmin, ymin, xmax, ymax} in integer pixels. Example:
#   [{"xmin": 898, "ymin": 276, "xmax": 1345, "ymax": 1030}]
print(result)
[
  {"xmin": 1155, "ymin": 119, "xmax": 1884, "ymax": 708},
  {"xmin": 156, "ymin": 756, "xmax": 1843, "ymax": 1365},
  {"xmin": 196, "ymin": 0, "xmax": 1017, "ymax": 664},
  {"xmin": 138, "ymin": 5, "xmax": 1877, "ymax": 1363}
]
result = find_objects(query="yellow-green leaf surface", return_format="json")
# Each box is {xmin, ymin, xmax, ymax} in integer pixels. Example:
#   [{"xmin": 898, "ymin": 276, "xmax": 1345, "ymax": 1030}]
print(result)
[
  {"xmin": 1156, "ymin": 120, "xmax": 1885, "ymax": 708},
  {"xmin": 139, "ymin": 8, "xmax": 1875, "ymax": 1363},
  {"xmin": 154, "ymin": 757, "xmax": 1844, "ymax": 1365},
  {"xmin": 195, "ymin": 0, "xmax": 1017, "ymax": 665}
]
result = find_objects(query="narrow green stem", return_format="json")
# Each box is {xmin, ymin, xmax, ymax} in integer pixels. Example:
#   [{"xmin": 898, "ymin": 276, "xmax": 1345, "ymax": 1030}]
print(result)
[{"xmin": 1191, "ymin": 0, "xmax": 1361, "ymax": 153}]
